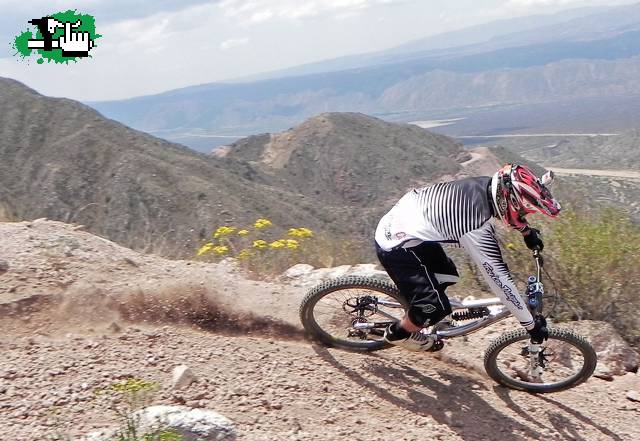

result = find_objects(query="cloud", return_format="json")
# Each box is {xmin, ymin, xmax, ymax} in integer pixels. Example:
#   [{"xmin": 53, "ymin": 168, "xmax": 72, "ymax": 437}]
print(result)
[
  {"xmin": 219, "ymin": 37, "xmax": 249, "ymax": 50},
  {"xmin": 0, "ymin": 0, "xmax": 219, "ymax": 57},
  {"xmin": 506, "ymin": 0, "xmax": 574, "ymax": 5},
  {"xmin": 217, "ymin": 0, "xmax": 411, "ymax": 24},
  {"xmin": 477, "ymin": 0, "xmax": 631, "ymax": 20},
  {"xmin": 505, "ymin": 0, "xmax": 623, "ymax": 7}
]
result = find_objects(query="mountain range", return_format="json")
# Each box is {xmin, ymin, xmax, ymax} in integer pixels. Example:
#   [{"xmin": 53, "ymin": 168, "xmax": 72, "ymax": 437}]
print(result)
[
  {"xmin": 4, "ymin": 76, "xmax": 639, "ymax": 260},
  {"xmin": 1, "ymin": 78, "xmax": 486, "ymax": 255},
  {"xmin": 0, "ymin": 78, "xmax": 350, "ymax": 254},
  {"xmin": 89, "ymin": 2, "xmax": 640, "ymax": 153}
]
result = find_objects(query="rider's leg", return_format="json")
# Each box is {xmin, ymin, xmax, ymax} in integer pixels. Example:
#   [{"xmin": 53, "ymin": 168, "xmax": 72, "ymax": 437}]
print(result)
[{"xmin": 376, "ymin": 241, "xmax": 458, "ymax": 351}]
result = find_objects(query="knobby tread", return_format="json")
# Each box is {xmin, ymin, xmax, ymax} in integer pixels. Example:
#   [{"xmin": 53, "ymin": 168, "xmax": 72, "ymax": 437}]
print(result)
[
  {"xmin": 299, "ymin": 276, "xmax": 405, "ymax": 351},
  {"xmin": 484, "ymin": 326, "xmax": 597, "ymax": 393}
]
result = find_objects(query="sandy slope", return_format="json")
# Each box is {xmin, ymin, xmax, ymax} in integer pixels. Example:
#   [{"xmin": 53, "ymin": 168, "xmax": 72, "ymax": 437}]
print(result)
[{"xmin": 0, "ymin": 220, "xmax": 639, "ymax": 440}]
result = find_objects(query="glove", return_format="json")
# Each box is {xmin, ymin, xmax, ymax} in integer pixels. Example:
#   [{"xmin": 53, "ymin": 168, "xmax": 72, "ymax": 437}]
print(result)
[
  {"xmin": 528, "ymin": 315, "xmax": 548, "ymax": 344},
  {"xmin": 523, "ymin": 227, "xmax": 544, "ymax": 251}
]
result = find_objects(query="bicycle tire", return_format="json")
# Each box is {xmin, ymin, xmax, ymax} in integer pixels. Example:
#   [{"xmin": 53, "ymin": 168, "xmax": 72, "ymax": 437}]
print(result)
[
  {"xmin": 299, "ymin": 276, "xmax": 408, "ymax": 351},
  {"xmin": 484, "ymin": 327, "xmax": 597, "ymax": 393}
]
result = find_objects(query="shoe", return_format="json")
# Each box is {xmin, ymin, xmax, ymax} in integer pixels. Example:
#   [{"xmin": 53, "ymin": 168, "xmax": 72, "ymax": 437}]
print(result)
[{"xmin": 384, "ymin": 325, "xmax": 435, "ymax": 352}]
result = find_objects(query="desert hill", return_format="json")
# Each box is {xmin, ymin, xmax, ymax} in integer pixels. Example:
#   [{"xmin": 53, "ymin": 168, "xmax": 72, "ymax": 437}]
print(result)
[
  {"xmin": 0, "ymin": 78, "xmax": 355, "ymax": 255},
  {"xmin": 0, "ymin": 219, "xmax": 638, "ymax": 440},
  {"xmin": 2, "ymin": 80, "xmax": 501, "ymax": 256},
  {"xmin": 10, "ymin": 76, "xmax": 619, "ymax": 261},
  {"xmin": 220, "ymin": 112, "xmax": 466, "ymax": 207}
]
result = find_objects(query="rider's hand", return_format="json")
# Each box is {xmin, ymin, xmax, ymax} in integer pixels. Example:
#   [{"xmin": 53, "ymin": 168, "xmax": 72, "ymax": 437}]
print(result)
[
  {"xmin": 522, "ymin": 227, "xmax": 544, "ymax": 251},
  {"xmin": 528, "ymin": 315, "xmax": 548, "ymax": 344}
]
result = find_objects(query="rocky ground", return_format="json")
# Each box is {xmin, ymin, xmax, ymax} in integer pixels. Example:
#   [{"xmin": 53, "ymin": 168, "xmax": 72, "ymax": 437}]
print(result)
[{"xmin": 1, "ymin": 220, "xmax": 639, "ymax": 440}]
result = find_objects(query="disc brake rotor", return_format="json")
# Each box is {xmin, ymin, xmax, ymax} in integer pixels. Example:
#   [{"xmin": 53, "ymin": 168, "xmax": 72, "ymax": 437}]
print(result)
[{"xmin": 342, "ymin": 296, "xmax": 378, "ymax": 317}]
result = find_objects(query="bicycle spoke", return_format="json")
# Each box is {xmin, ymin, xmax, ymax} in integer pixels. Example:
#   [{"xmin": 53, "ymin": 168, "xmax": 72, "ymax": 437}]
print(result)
[
  {"xmin": 311, "ymin": 288, "xmax": 404, "ymax": 344},
  {"xmin": 493, "ymin": 337, "xmax": 587, "ymax": 386}
]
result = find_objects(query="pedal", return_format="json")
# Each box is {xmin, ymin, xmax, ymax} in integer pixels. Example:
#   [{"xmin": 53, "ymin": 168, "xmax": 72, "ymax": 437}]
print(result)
[{"xmin": 428, "ymin": 340, "xmax": 445, "ymax": 352}]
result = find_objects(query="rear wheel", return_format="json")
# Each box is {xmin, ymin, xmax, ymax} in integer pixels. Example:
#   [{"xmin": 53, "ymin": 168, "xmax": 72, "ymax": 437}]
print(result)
[
  {"xmin": 484, "ymin": 327, "xmax": 597, "ymax": 393},
  {"xmin": 299, "ymin": 276, "xmax": 408, "ymax": 351}
]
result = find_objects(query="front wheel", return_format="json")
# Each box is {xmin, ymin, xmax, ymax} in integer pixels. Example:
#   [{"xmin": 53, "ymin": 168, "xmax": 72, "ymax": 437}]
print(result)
[
  {"xmin": 299, "ymin": 276, "xmax": 408, "ymax": 351},
  {"xmin": 484, "ymin": 327, "xmax": 597, "ymax": 393}
]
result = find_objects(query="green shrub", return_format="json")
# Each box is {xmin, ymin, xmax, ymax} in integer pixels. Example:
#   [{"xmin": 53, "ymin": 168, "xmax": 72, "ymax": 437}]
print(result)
[
  {"xmin": 101, "ymin": 379, "xmax": 181, "ymax": 441},
  {"xmin": 502, "ymin": 207, "xmax": 640, "ymax": 346}
]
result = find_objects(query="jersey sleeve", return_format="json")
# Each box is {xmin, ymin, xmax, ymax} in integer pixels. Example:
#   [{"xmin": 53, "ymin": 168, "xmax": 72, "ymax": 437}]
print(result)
[{"xmin": 459, "ymin": 223, "xmax": 534, "ymax": 329}]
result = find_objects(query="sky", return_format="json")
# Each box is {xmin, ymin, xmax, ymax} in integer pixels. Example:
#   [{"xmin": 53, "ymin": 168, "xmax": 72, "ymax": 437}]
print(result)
[{"xmin": 0, "ymin": 0, "xmax": 637, "ymax": 101}]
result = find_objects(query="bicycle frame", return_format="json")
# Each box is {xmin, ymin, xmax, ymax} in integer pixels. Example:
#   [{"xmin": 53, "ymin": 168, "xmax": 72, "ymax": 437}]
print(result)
[
  {"xmin": 352, "ymin": 250, "xmax": 545, "ymax": 340},
  {"xmin": 354, "ymin": 296, "xmax": 511, "ymax": 339}
]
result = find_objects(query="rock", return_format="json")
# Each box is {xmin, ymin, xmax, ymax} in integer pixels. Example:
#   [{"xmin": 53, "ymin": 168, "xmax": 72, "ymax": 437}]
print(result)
[
  {"xmin": 107, "ymin": 322, "xmax": 121, "ymax": 333},
  {"xmin": 280, "ymin": 263, "xmax": 387, "ymax": 287},
  {"xmin": 172, "ymin": 365, "xmax": 197, "ymax": 390},
  {"xmin": 85, "ymin": 406, "xmax": 235, "ymax": 441},
  {"xmin": 139, "ymin": 405, "xmax": 235, "ymax": 441},
  {"xmin": 348, "ymin": 264, "xmax": 386, "ymax": 278},
  {"xmin": 282, "ymin": 264, "xmax": 315, "ymax": 279},
  {"xmin": 594, "ymin": 372, "xmax": 615, "ymax": 382},
  {"xmin": 627, "ymin": 391, "xmax": 640, "ymax": 402},
  {"xmin": 564, "ymin": 321, "xmax": 639, "ymax": 376}
]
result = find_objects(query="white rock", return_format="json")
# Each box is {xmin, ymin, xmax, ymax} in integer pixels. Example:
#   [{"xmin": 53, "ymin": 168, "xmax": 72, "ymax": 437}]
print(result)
[
  {"xmin": 281, "ymin": 263, "xmax": 387, "ymax": 287},
  {"xmin": 627, "ymin": 390, "xmax": 640, "ymax": 402},
  {"xmin": 324, "ymin": 265, "xmax": 352, "ymax": 279},
  {"xmin": 282, "ymin": 264, "xmax": 315, "ymax": 279},
  {"xmin": 348, "ymin": 264, "xmax": 386, "ymax": 278},
  {"xmin": 138, "ymin": 405, "xmax": 235, "ymax": 441},
  {"xmin": 172, "ymin": 365, "xmax": 197, "ymax": 390},
  {"xmin": 84, "ymin": 405, "xmax": 235, "ymax": 441}
]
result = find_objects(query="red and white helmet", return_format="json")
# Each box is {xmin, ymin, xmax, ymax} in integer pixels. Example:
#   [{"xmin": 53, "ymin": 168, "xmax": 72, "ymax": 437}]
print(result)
[{"xmin": 491, "ymin": 164, "xmax": 561, "ymax": 230}]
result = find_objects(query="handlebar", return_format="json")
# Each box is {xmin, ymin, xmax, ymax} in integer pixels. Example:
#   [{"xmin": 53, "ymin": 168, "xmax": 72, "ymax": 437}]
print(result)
[{"xmin": 533, "ymin": 249, "xmax": 543, "ymax": 282}]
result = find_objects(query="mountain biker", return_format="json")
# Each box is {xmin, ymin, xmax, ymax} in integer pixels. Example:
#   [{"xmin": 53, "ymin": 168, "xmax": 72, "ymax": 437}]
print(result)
[{"xmin": 375, "ymin": 164, "xmax": 561, "ymax": 351}]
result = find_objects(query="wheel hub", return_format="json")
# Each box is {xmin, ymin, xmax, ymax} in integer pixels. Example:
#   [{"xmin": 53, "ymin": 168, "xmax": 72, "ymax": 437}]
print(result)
[{"xmin": 342, "ymin": 295, "xmax": 378, "ymax": 317}]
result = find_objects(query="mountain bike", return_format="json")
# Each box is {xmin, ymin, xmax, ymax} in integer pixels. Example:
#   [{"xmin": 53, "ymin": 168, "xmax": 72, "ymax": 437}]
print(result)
[{"xmin": 299, "ymin": 250, "xmax": 597, "ymax": 393}]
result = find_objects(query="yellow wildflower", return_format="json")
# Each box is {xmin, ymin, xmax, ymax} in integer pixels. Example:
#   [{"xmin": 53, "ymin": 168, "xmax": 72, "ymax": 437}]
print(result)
[
  {"xmin": 252, "ymin": 240, "xmax": 268, "ymax": 249},
  {"xmin": 288, "ymin": 227, "xmax": 313, "ymax": 238},
  {"xmin": 286, "ymin": 239, "xmax": 299, "ymax": 249},
  {"xmin": 237, "ymin": 229, "xmax": 249, "ymax": 236},
  {"xmin": 506, "ymin": 243, "xmax": 515, "ymax": 250},
  {"xmin": 197, "ymin": 243, "xmax": 213, "ymax": 256},
  {"xmin": 213, "ymin": 226, "xmax": 236, "ymax": 238},
  {"xmin": 254, "ymin": 218, "xmax": 273, "ymax": 229},
  {"xmin": 237, "ymin": 249, "xmax": 253, "ymax": 259},
  {"xmin": 212, "ymin": 245, "xmax": 229, "ymax": 255},
  {"xmin": 269, "ymin": 240, "xmax": 286, "ymax": 249}
]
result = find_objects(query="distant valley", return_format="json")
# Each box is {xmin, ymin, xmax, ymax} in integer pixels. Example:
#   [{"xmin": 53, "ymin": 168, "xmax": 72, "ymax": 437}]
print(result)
[{"xmin": 89, "ymin": 3, "xmax": 640, "ymax": 153}]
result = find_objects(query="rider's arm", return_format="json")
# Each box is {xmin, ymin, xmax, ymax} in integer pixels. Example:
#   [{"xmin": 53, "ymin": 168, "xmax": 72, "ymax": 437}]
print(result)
[{"xmin": 459, "ymin": 224, "xmax": 535, "ymax": 330}]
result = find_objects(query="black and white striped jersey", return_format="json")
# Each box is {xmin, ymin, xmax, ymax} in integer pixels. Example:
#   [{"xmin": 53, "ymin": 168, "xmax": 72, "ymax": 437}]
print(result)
[{"xmin": 375, "ymin": 177, "xmax": 534, "ymax": 329}]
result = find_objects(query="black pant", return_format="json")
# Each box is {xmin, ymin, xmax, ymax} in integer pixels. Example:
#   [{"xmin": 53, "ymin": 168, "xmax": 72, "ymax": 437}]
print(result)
[{"xmin": 376, "ymin": 241, "xmax": 458, "ymax": 327}]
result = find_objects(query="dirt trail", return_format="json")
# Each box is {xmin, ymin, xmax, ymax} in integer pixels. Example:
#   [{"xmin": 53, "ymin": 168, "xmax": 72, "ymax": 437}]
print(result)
[
  {"xmin": 2, "ymin": 302, "xmax": 638, "ymax": 441},
  {"xmin": 0, "ymin": 220, "xmax": 639, "ymax": 440}
]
